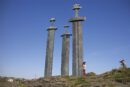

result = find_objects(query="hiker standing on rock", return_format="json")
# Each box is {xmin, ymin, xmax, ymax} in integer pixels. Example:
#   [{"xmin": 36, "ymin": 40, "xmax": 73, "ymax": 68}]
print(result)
[{"xmin": 82, "ymin": 61, "xmax": 86, "ymax": 77}]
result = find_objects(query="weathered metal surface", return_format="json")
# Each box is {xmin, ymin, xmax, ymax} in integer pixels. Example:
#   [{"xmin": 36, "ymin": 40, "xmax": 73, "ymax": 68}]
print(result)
[
  {"xmin": 77, "ymin": 22, "xmax": 83, "ymax": 76},
  {"xmin": 71, "ymin": 19, "xmax": 84, "ymax": 77},
  {"xmin": 69, "ymin": 17, "xmax": 86, "ymax": 22},
  {"xmin": 69, "ymin": 4, "xmax": 85, "ymax": 77},
  {"xmin": 44, "ymin": 27, "xmax": 57, "ymax": 77},
  {"xmin": 61, "ymin": 33, "xmax": 71, "ymax": 76}
]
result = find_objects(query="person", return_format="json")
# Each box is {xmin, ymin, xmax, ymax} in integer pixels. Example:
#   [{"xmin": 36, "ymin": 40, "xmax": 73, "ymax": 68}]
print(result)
[
  {"xmin": 82, "ymin": 61, "xmax": 86, "ymax": 77},
  {"xmin": 120, "ymin": 59, "xmax": 127, "ymax": 69}
]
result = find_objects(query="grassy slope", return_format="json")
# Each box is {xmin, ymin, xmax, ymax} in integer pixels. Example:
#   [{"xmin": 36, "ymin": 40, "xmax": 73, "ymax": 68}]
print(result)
[{"xmin": 0, "ymin": 68, "xmax": 130, "ymax": 87}]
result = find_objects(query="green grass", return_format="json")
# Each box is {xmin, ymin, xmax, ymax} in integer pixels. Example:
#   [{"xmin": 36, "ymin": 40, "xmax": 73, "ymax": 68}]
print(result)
[
  {"xmin": 102, "ymin": 68, "xmax": 130, "ymax": 83},
  {"xmin": 72, "ymin": 77, "xmax": 90, "ymax": 87},
  {"xmin": 17, "ymin": 81, "xmax": 26, "ymax": 87}
]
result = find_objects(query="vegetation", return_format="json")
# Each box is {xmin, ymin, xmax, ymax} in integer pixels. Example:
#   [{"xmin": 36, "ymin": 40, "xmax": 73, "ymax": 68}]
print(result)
[
  {"xmin": 103, "ymin": 68, "xmax": 130, "ymax": 84},
  {"xmin": 0, "ymin": 68, "xmax": 130, "ymax": 87},
  {"xmin": 113, "ymin": 68, "xmax": 130, "ymax": 83},
  {"xmin": 71, "ymin": 77, "xmax": 90, "ymax": 87},
  {"xmin": 17, "ymin": 81, "xmax": 26, "ymax": 87},
  {"xmin": 86, "ymin": 72, "xmax": 96, "ymax": 77}
]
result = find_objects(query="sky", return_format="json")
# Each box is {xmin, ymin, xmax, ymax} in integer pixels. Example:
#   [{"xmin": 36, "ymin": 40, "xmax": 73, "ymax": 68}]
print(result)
[{"xmin": 0, "ymin": 0, "xmax": 130, "ymax": 79}]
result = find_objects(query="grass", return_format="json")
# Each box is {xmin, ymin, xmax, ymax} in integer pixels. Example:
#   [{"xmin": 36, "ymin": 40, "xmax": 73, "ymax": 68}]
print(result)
[
  {"xmin": 17, "ymin": 81, "xmax": 26, "ymax": 87},
  {"xmin": 72, "ymin": 77, "xmax": 90, "ymax": 87}
]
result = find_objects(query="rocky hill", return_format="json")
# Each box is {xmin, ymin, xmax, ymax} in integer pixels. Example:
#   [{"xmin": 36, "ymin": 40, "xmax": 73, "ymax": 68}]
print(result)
[{"xmin": 0, "ymin": 68, "xmax": 130, "ymax": 87}]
